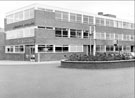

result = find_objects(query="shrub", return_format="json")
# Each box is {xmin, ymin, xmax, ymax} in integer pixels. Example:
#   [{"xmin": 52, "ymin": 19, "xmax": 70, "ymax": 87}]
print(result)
[{"xmin": 65, "ymin": 52, "xmax": 132, "ymax": 61}]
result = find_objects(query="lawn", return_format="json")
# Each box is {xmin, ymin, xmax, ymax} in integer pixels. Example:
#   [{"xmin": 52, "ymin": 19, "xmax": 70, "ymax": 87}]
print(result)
[{"xmin": 0, "ymin": 62, "xmax": 134, "ymax": 98}]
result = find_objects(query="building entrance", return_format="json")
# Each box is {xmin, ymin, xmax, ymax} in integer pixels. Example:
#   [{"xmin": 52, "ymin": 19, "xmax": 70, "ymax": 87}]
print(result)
[{"xmin": 24, "ymin": 45, "xmax": 35, "ymax": 61}]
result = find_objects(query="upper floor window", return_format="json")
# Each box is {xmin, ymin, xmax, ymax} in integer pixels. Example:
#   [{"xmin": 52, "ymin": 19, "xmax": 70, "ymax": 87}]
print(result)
[
  {"xmin": 76, "ymin": 14, "xmax": 82, "ymax": 23},
  {"xmin": 55, "ymin": 28, "xmax": 68, "ymax": 37},
  {"xmin": 95, "ymin": 32, "xmax": 105, "ymax": 39},
  {"xmin": 6, "ymin": 8, "xmax": 34, "ymax": 24},
  {"xmin": 89, "ymin": 16, "xmax": 94, "ymax": 24},
  {"xmin": 6, "ymin": 26, "xmax": 35, "ymax": 39},
  {"xmin": 62, "ymin": 11, "xmax": 68, "ymax": 21},
  {"xmin": 83, "ymin": 15, "xmax": 89, "ymax": 24},
  {"xmin": 55, "ymin": 10, "xmax": 62, "ymax": 20},
  {"xmin": 96, "ymin": 17, "xmax": 104, "ymax": 26},
  {"xmin": 83, "ymin": 30, "xmax": 89, "ymax": 38},
  {"xmin": 117, "ymin": 21, "xmax": 122, "ymax": 28},
  {"xmin": 106, "ymin": 19, "xmax": 114, "ymax": 27},
  {"xmin": 70, "ymin": 13, "xmax": 76, "ymax": 22}
]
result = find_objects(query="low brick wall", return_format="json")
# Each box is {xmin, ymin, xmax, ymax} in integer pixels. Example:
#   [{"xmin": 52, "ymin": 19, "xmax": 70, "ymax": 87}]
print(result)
[{"xmin": 61, "ymin": 59, "xmax": 135, "ymax": 69}]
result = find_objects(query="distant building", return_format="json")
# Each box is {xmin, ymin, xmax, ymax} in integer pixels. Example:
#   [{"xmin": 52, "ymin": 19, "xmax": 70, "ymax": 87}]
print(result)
[
  {"xmin": 0, "ymin": 28, "xmax": 5, "ymax": 60},
  {"xmin": 4, "ymin": 4, "xmax": 135, "ymax": 61}
]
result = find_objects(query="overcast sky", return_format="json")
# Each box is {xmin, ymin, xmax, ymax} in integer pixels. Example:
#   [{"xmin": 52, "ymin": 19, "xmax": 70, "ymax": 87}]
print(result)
[{"xmin": 0, "ymin": 1, "xmax": 134, "ymax": 28}]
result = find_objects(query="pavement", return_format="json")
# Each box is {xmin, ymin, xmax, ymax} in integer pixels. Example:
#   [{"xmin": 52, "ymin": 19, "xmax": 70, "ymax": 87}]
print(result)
[{"xmin": 0, "ymin": 60, "xmax": 60, "ymax": 65}]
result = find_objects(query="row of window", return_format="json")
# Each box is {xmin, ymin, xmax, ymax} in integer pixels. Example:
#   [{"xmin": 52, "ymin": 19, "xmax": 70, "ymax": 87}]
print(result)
[
  {"xmin": 38, "ymin": 45, "xmax": 83, "ymax": 53},
  {"xmin": 6, "ymin": 27, "xmax": 35, "ymax": 39},
  {"xmin": 6, "ymin": 8, "xmax": 34, "ymax": 24},
  {"xmin": 6, "ymin": 7, "xmax": 134, "ymax": 30},
  {"xmin": 95, "ymin": 32, "xmax": 134, "ymax": 41},
  {"xmin": 96, "ymin": 17, "xmax": 134, "ymax": 29},
  {"xmin": 55, "ymin": 27, "xmax": 89, "ymax": 38},
  {"xmin": 55, "ymin": 10, "xmax": 94, "ymax": 24},
  {"xmin": 5, "ymin": 45, "xmax": 24, "ymax": 53},
  {"xmin": 5, "ymin": 45, "xmax": 83, "ymax": 53},
  {"xmin": 96, "ymin": 45, "xmax": 131, "ymax": 52}
]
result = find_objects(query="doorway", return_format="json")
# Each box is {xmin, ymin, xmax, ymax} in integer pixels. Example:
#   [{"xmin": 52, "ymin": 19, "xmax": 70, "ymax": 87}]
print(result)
[{"xmin": 24, "ymin": 45, "xmax": 35, "ymax": 61}]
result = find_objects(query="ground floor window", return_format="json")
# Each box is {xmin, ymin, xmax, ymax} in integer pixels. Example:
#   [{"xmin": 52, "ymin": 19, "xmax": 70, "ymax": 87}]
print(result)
[
  {"xmin": 55, "ymin": 45, "xmax": 69, "ymax": 52},
  {"xmin": 115, "ymin": 45, "xmax": 122, "ymax": 51},
  {"xmin": 5, "ymin": 45, "xmax": 24, "ymax": 53},
  {"xmin": 106, "ymin": 45, "xmax": 114, "ymax": 52},
  {"xmin": 123, "ymin": 46, "xmax": 130, "ymax": 52},
  {"xmin": 96, "ymin": 45, "xmax": 105, "ymax": 52},
  {"xmin": 15, "ymin": 45, "xmax": 24, "ymax": 53},
  {"xmin": 38, "ymin": 45, "xmax": 53, "ymax": 53},
  {"xmin": 69, "ymin": 45, "xmax": 83, "ymax": 52}
]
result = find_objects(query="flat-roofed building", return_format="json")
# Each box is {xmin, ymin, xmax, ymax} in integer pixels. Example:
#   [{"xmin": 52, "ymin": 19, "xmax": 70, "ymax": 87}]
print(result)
[
  {"xmin": 4, "ymin": 4, "xmax": 135, "ymax": 61},
  {"xmin": 0, "ymin": 28, "xmax": 5, "ymax": 60}
]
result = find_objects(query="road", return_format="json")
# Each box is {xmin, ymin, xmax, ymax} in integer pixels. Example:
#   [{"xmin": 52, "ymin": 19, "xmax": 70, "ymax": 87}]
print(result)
[{"xmin": 0, "ymin": 62, "xmax": 134, "ymax": 98}]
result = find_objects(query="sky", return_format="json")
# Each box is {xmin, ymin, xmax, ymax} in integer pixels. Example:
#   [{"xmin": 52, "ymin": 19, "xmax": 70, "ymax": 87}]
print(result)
[{"xmin": 0, "ymin": 1, "xmax": 134, "ymax": 28}]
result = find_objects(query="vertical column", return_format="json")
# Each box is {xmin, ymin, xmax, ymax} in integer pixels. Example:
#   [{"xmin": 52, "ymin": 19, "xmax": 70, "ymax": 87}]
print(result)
[
  {"xmin": 68, "ymin": 29, "xmax": 70, "ymax": 38},
  {"xmin": 93, "ymin": 40, "xmax": 96, "ymax": 56},
  {"xmin": 53, "ymin": 45, "xmax": 55, "ymax": 53},
  {"xmin": 81, "ymin": 30, "xmax": 83, "ymax": 39},
  {"xmin": 113, "ymin": 45, "xmax": 116, "ymax": 52},
  {"xmin": 104, "ymin": 45, "xmax": 106, "ymax": 52},
  {"xmin": 35, "ymin": 44, "xmax": 38, "ymax": 53},
  {"xmin": 93, "ymin": 17, "xmax": 96, "ymax": 56}
]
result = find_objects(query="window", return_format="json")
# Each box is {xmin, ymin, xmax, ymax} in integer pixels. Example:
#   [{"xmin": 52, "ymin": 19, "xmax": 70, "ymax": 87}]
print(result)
[
  {"xmin": 6, "ymin": 27, "xmax": 35, "ymax": 39},
  {"xmin": 89, "ymin": 16, "xmax": 93, "ymax": 24},
  {"xmin": 62, "ymin": 11, "xmax": 68, "ymax": 21},
  {"xmin": 106, "ymin": 19, "xmax": 114, "ymax": 27},
  {"xmin": 126, "ymin": 35, "xmax": 131, "ymax": 41},
  {"xmin": 76, "ymin": 14, "xmax": 82, "ymax": 23},
  {"xmin": 115, "ymin": 45, "xmax": 122, "ymax": 51},
  {"xmin": 15, "ymin": 45, "xmax": 24, "ymax": 53},
  {"xmin": 131, "ymin": 35, "xmax": 134, "ymax": 41},
  {"xmin": 38, "ymin": 45, "xmax": 53, "ymax": 53},
  {"xmin": 96, "ymin": 17, "xmax": 104, "ymax": 26},
  {"xmin": 83, "ymin": 30, "xmax": 89, "ymax": 38},
  {"xmin": 70, "ymin": 13, "xmax": 76, "ymax": 22},
  {"xmin": 70, "ymin": 29, "xmax": 76, "ymax": 38},
  {"xmin": 6, "ymin": 8, "xmax": 34, "ymax": 24},
  {"xmin": 77, "ymin": 30, "xmax": 82, "ymax": 38},
  {"xmin": 69, "ymin": 45, "xmax": 83, "ymax": 52},
  {"xmin": 5, "ymin": 46, "xmax": 14, "ymax": 53},
  {"xmin": 117, "ymin": 21, "xmax": 122, "ymax": 28},
  {"xmin": 5, "ymin": 45, "xmax": 24, "ymax": 53},
  {"xmin": 55, "ymin": 45, "xmax": 69, "ymax": 52},
  {"xmin": 123, "ymin": 22, "xmax": 128, "ymax": 29},
  {"xmin": 14, "ymin": 11, "xmax": 23, "ymax": 22},
  {"xmin": 131, "ymin": 23, "xmax": 135, "ymax": 29},
  {"xmin": 106, "ymin": 45, "xmax": 114, "ymax": 52},
  {"xmin": 95, "ymin": 32, "xmax": 105, "ymax": 39},
  {"xmin": 106, "ymin": 33, "xmax": 111, "ymax": 40},
  {"xmin": 123, "ymin": 46, "xmax": 130, "ymax": 52},
  {"xmin": 55, "ymin": 28, "xmax": 68, "ymax": 37},
  {"xmin": 115, "ymin": 34, "xmax": 119, "ymax": 40},
  {"xmin": 24, "ymin": 8, "xmax": 34, "ymax": 20},
  {"xmin": 118, "ymin": 34, "xmax": 123, "ymax": 40},
  {"xmin": 6, "ymin": 14, "xmax": 14, "ymax": 24},
  {"xmin": 55, "ymin": 10, "xmax": 62, "ymax": 20},
  {"xmin": 96, "ymin": 45, "xmax": 105, "ymax": 52},
  {"xmin": 83, "ymin": 15, "xmax": 89, "ymax": 24}
]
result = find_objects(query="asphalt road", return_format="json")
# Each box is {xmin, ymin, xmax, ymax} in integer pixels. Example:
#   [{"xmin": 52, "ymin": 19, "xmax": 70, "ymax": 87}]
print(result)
[{"xmin": 0, "ymin": 62, "xmax": 134, "ymax": 98}]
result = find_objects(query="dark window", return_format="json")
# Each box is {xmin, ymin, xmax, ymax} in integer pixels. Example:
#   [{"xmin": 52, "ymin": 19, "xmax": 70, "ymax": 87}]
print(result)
[{"xmin": 70, "ymin": 29, "xmax": 76, "ymax": 38}]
